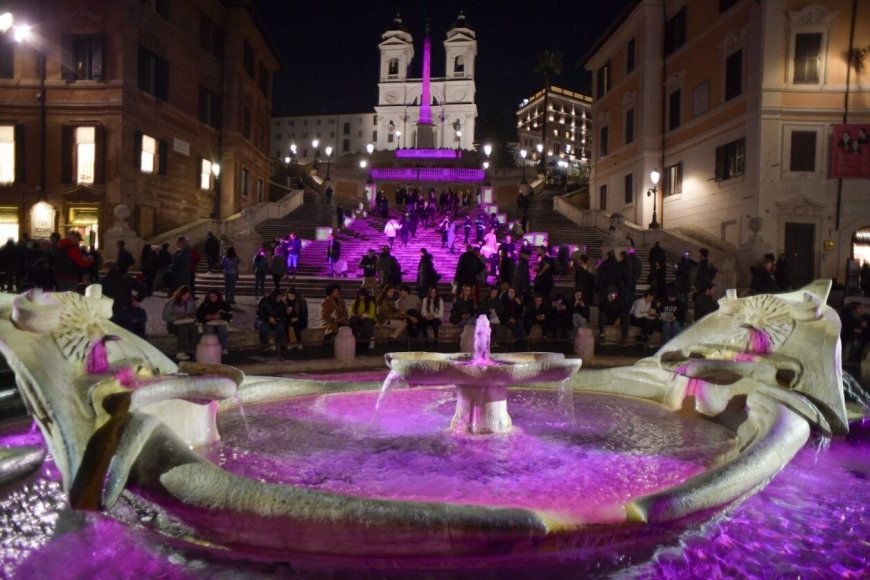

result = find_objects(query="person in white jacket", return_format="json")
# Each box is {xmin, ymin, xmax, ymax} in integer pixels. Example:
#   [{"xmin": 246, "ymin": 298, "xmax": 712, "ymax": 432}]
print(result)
[
  {"xmin": 384, "ymin": 218, "xmax": 402, "ymax": 248},
  {"xmin": 421, "ymin": 286, "xmax": 444, "ymax": 344}
]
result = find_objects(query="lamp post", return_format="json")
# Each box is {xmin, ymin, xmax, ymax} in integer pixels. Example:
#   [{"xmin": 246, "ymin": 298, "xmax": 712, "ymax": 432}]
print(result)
[
  {"xmin": 365, "ymin": 143, "xmax": 374, "ymax": 183},
  {"xmin": 312, "ymin": 138, "xmax": 320, "ymax": 167},
  {"xmin": 483, "ymin": 144, "xmax": 492, "ymax": 185},
  {"xmin": 396, "ymin": 130, "xmax": 402, "ymax": 149},
  {"xmin": 324, "ymin": 146, "xmax": 333, "ymax": 179},
  {"xmin": 536, "ymin": 142, "xmax": 544, "ymax": 179},
  {"xmin": 520, "ymin": 149, "xmax": 528, "ymax": 184},
  {"xmin": 211, "ymin": 163, "xmax": 221, "ymax": 220},
  {"xmin": 647, "ymin": 169, "xmax": 661, "ymax": 230},
  {"xmin": 290, "ymin": 143, "xmax": 297, "ymax": 163},
  {"xmin": 3, "ymin": 13, "xmax": 45, "ymax": 205}
]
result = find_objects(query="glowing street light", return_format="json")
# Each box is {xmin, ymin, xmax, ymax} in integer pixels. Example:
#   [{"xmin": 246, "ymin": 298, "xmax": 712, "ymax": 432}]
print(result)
[
  {"xmin": 324, "ymin": 145, "xmax": 333, "ymax": 179},
  {"xmin": 519, "ymin": 149, "xmax": 528, "ymax": 184},
  {"xmin": 211, "ymin": 162, "xmax": 221, "ymax": 219},
  {"xmin": 483, "ymin": 144, "xmax": 492, "ymax": 157},
  {"xmin": 396, "ymin": 130, "xmax": 402, "ymax": 148},
  {"xmin": 647, "ymin": 168, "xmax": 661, "ymax": 230}
]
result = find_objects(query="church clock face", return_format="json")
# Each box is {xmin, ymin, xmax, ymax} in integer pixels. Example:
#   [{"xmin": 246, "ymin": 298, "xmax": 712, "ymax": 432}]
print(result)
[
  {"xmin": 449, "ymin": 87, "xmax": 467, "ymax": 102},
  {"xmin": 385, "ymin": 91, "xmax": 399, "ymax": 104}
]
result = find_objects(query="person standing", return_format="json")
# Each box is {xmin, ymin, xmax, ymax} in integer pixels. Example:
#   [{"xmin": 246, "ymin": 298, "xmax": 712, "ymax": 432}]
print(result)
[
  {"xmin": 204, "ymin": 232, "xmax": 221, "ymax": 273},
  {"xmin": 169, "ymin": 237, "xmax": 193, "ymax": 294},
  {"xmin": 326, "ymin": 233, "xmax": 341, "ymax": 277},
  {"xmin": 115, "ymin": 240, "xmax": 134, "ymax": 275},
  {"xmin": 252, "ymin": 245, "xmax": 269, "ymax": 297},
  {"xmin": 53, "ymin": 231, "xmax": 93, "ymax": 291},
  {"xmin": 359, "ymin": 248, "xmax": 378, "ymax": 294},
  {"xmin": 221, "ymin": 246, "xmax": 240, "ymax": 304},
  {"xmin": 533, "ymin": 246, "xmax": 555, "ymax": 299},
  {"xmin": 285, "ymin": 232, "xmax": 302, "ymax": 278},
  {"xmin": 750, "ymin": 254, "xmax": 778, "ymax": 294},
  {"xmin": 335, "ymin": 204, "xmax": 346, "ymax": 231},
  {"xmin": 270, "ymin": 245, "xmax": 287, "ymax": 289},
  {"xmin": 384, "ymin": 216, "xmax": 401, "ymax": 249},
  {"xmin": 140, "ymin": 244, "xmax": 156, "ymax": 295},
  {"xmin": 416, "ymin": 248, "xmax": 438, "ymax": 298},
  {"xmin": 513, "ymin": 247, "xmax": 532, "ymax": 297}
]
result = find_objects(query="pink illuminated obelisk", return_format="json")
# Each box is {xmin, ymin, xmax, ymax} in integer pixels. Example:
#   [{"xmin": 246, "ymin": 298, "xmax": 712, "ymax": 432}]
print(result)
[
  {"xmin": 419, "ymin": 23, "xmax": 432, "ymax": 124},
  {"xmin": 416, "ymin": 20, "xmax": 436, "ymax": 148}
]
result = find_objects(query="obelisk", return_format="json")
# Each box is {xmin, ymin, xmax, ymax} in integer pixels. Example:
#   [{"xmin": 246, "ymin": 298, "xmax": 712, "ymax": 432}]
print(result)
[{"xmin": 416, "ymin": 21, "xmax": 436, "ymax": 148}]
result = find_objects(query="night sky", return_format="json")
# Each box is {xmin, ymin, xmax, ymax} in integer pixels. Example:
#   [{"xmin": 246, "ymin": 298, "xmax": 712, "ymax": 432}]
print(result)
[{"xmin": 252, "ymin": 0, "xmax": 635, "ymax": 131}]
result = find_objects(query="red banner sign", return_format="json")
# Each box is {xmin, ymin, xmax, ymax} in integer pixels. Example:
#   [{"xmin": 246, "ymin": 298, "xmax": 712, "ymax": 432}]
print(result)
[{"xmin": 831, "ymin": 124, "xmax": 870, "ymax": 179}]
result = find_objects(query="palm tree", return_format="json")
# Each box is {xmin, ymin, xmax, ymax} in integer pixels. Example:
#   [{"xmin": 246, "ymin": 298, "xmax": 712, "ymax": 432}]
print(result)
[{"xmin": 533, "ymin": 51, "xmax": 564, "ymax": 179}]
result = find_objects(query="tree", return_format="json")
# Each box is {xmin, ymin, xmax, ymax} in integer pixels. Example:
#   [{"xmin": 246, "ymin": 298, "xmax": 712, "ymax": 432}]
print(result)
[{"xmin": 533, "ymin": 51, "xmax": 564, "ymax": 178}]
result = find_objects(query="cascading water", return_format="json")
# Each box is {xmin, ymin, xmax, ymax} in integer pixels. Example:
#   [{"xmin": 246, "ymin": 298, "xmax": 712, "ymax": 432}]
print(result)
[
  {"xmin": 842, "ymin": 371, "xmax": 870, "ymax": 408},
  {"xmin": 472, "ymin": 315, "xmax": 494, "ymax": 366},
  {"xmin": 372, "ymin": 370, "xmax": 407, "ymax": 423}
]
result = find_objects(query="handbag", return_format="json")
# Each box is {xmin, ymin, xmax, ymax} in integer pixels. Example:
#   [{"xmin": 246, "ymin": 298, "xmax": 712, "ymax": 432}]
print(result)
[{"xmin": 488, "ymin": 311, "xmax": 501, "ymax": 325}]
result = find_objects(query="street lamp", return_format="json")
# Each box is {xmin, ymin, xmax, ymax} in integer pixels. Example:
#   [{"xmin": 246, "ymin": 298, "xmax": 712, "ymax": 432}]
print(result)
[
  {"xmin": 4, "ymin": 13, "xmax": 46, "ymax": 203},
  {"xmin": 290, "ymin": 143, "xmax": 297, "ymax": 163},
  {"xmin": 396, "ymin": 130, "xmax": 402, "ymax": 149},
  {"xmin": 211, "ymin": 162, "xmax": 221, "ymax": 219},
  {"xmin": 283, "ymin": 156, "xmax": 291, "ymax": 164},
  {"xmin": 324, "ymin": 146, "xmax": 333, "ymax": 179},
  {"xmin": 312, "ymin": 138, "xmax": 320, "ymax": 166},
  {"xmin": 647, "ymin": 168, "xmax": 661, "ymax": 230},
  {"xmin": 519, "ymin": 149, "xmax": 528, "ymax": 184},
  {"xmin": 365, "ymin": 143, "xmax": 374, "ymax": 183}
]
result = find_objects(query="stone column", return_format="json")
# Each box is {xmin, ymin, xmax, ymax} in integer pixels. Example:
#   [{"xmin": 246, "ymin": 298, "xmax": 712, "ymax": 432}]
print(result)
[{"xmin": 102, "ymin": 204, "xmax": 145, "ymax": 262}]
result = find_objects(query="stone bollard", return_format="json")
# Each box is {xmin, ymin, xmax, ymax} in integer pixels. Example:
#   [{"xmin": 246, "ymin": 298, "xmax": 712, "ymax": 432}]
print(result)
[
  {"xmin": 574, "ymin": 327, "xmax": 594, "ymax": 361},
  {"xmin": 334, "ymin": 326, "xmax": 356, "ymax": 363},
  {"xmin": 196, "ymin": 334, "xmax": 222, "ymax": 365},
  {"xmin": 459, "ymin": 325, "xmax": 475, "ymax": 354}
]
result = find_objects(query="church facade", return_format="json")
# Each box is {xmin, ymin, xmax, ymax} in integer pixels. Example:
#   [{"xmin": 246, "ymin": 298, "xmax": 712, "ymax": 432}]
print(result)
[{"xmin": 374, "ymin": 14, "xmax": 478, "ymax": 152}]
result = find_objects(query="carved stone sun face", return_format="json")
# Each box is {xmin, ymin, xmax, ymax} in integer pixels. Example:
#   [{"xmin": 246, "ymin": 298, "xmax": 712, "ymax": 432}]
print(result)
[{"xmin": 720, "ymin": 294, "xmax": 795, "ymax": 353}]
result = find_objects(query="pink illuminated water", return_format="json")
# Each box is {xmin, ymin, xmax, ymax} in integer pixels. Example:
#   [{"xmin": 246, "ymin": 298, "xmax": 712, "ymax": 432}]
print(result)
[
  {"xmin": 1, "ymin": 417, "xmax": 868, "ymax": 575},
  {"xmin": 205, "ymin": 389, "xmax": 735, "ymax": 523}
]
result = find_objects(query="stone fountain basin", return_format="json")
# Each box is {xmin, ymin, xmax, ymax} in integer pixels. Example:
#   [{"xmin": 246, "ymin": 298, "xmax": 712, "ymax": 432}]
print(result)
[{"xmin": 385, "ymin": 352, "xmax": 582, "ymax": 387}]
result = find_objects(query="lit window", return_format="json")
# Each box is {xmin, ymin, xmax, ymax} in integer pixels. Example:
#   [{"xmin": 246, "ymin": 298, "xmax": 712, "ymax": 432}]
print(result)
[
  {"xmin": 200, "ymin": 159, "xmax": 212, "ymax": 190},
  {"xmin": 75, "ymin": 126, "xmax": 96, "ymax": 184},
  {"xmin": 0, "ymin": 125, "xmax": 14, "ymax": 185},
  {"xmin": 141, "ymin": 134, "xmax": 156, "ymax": 173}
]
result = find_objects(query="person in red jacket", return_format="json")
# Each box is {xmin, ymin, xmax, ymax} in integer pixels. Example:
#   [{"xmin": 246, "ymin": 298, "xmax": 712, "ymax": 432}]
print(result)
[{"xmin": 53, "ymin": 231, "xmax": 93, "ymax": 291}]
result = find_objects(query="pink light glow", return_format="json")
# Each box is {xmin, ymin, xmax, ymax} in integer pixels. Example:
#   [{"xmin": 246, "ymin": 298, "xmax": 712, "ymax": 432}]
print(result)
[
  {"xmin": 371, "ymin": 167, "xmax": 485, "ymax": 182},
  {"xmin": 748, "ymin": 328, "xmax": 772, "ymax": 354},
  {"xmin": 420, "ymin": 32, "xmax": 432, "ymax": 125},
  {"xmin": 395, "ymin": 149, "xmax": 461, "ymax": 159},
  {"xmin": 207, "ymin": 389, "xmax": 735, "ymax": 524}
]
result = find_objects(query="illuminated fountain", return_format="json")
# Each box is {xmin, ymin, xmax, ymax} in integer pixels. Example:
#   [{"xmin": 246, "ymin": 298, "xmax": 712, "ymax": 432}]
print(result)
[
  {"xmin": 384, "ymin": 315, "xmax": 580, "ymax": 433},
  {"xmin": 0, "ymin": 281, "xmax": 864, "ymax": 573}
]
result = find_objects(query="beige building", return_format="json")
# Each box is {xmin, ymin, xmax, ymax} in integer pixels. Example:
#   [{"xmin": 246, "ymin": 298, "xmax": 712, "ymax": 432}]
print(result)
[
  {"xmin": 0, "ymin": 0, "xmax": 280, "ymax": 245},
  {"xmin": 585, "ymin": 0, "xmax": 870, "ymax": 286},
  {"xmin": 516, "ymin": 85, "xmax": 593, "ymax": 176}
]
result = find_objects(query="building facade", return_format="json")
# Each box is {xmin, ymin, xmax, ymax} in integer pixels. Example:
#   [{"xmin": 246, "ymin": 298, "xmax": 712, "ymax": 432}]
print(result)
[
  {"xmin": 586, "ymin": 0, "xmax": 870, "ymax": 285},
  {"xmin": 0, "ymin": 0, "xmax": 279, "ymax": 245},
  {"xmin": 373, "ymin": 13, "xmax": 477, "ymax": 152},
  {"xmin": 516, "ymin": 85, "xmax": 593, "ymax": 175},
  {"xmin": 271, "ymin": 113, "xmax": 378, "ymax": 163}
]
